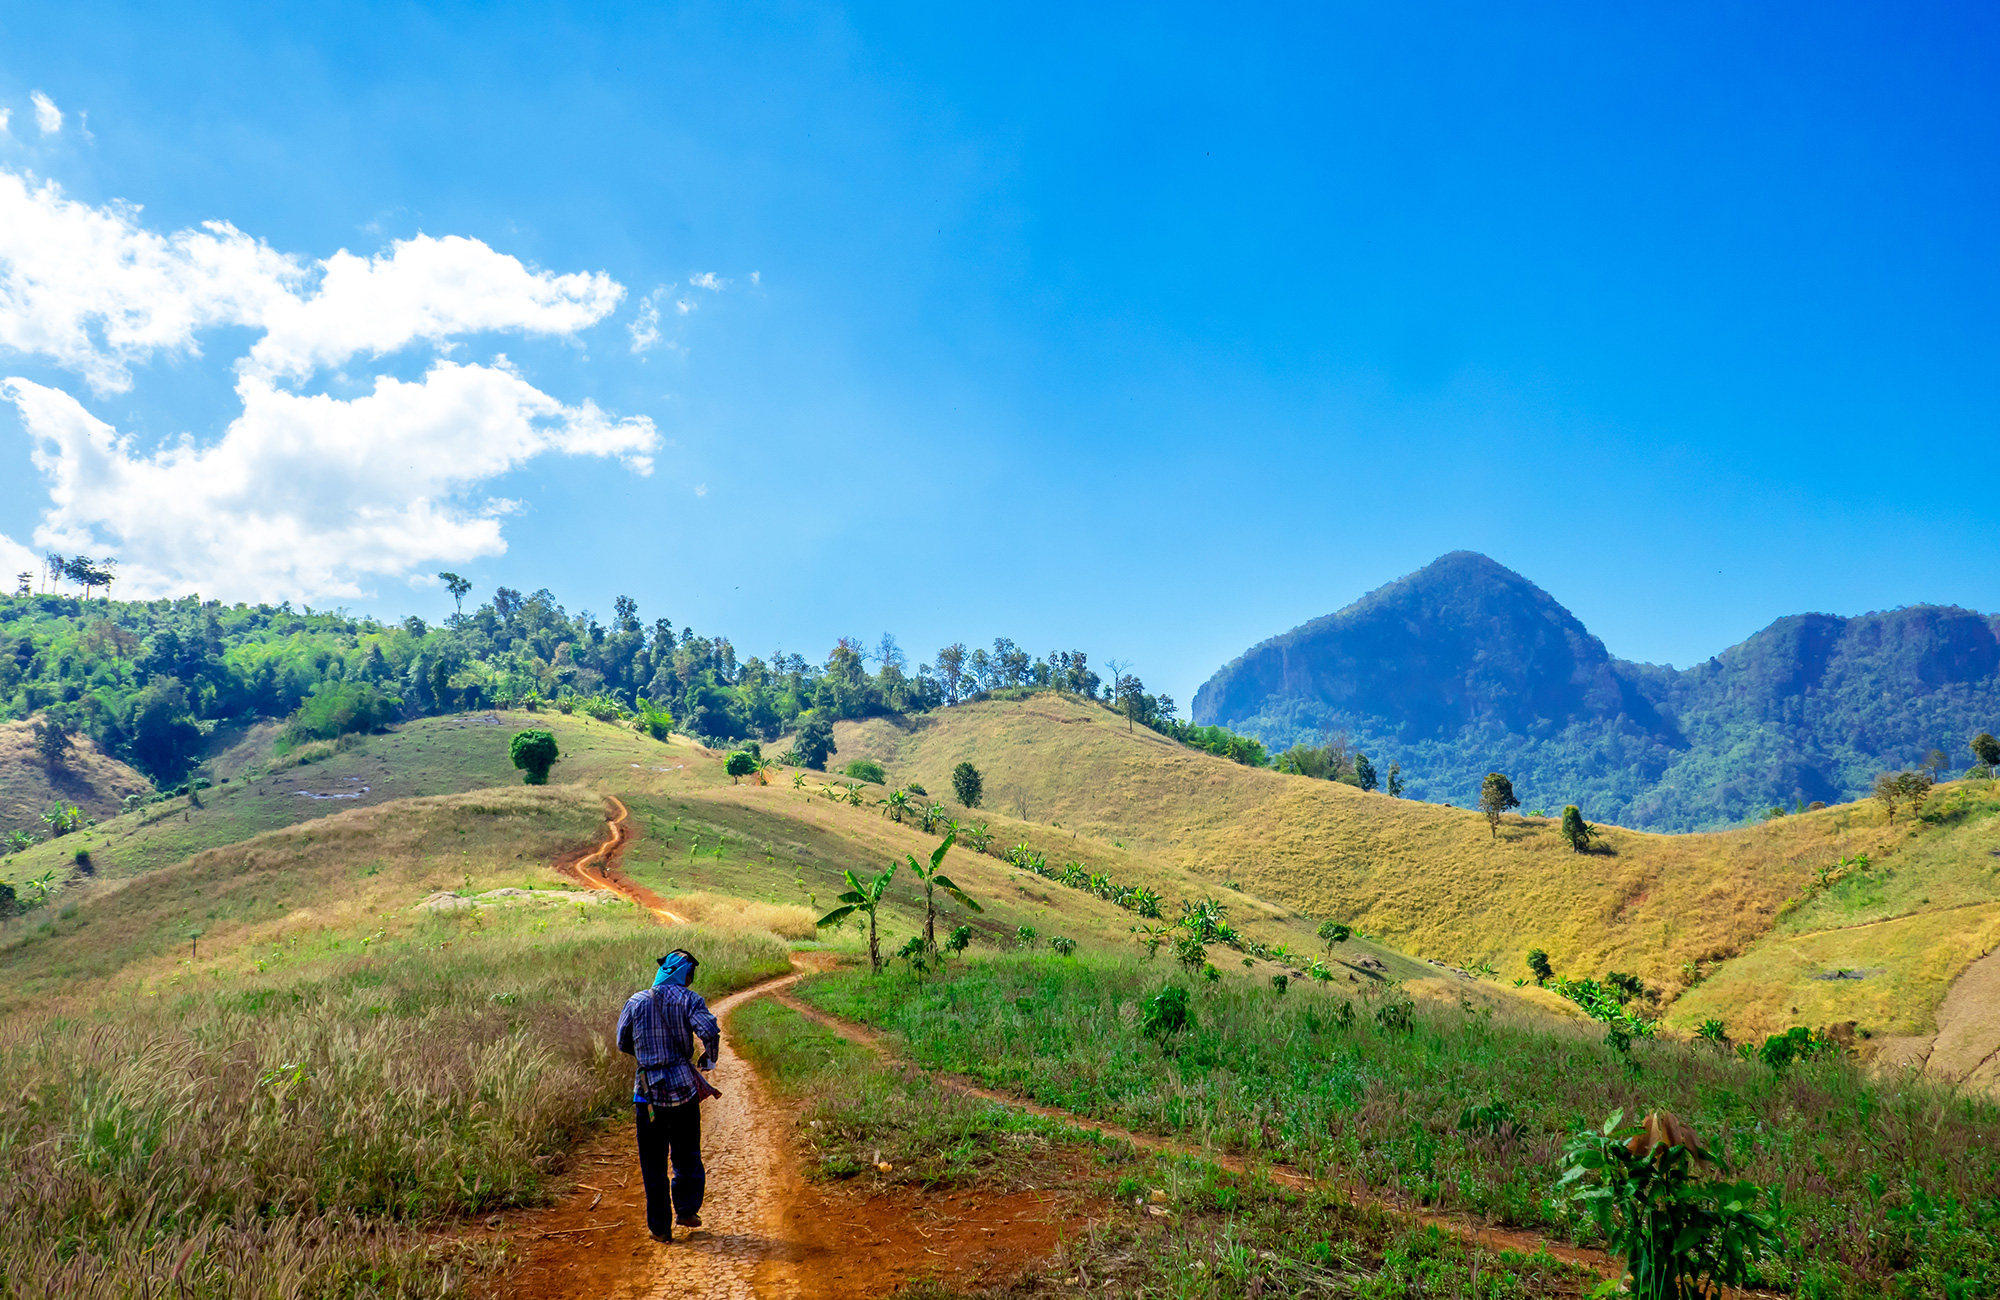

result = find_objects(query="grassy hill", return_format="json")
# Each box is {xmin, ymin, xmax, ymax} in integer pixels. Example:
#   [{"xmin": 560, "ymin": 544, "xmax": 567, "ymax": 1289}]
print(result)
[
  {"xmin": 833, "ymin": 693, "xmax": 2000, "ymax": 1049},
  {"xmin": 0, "ymin": 719, "xmax": 153, "ymax": 840}
]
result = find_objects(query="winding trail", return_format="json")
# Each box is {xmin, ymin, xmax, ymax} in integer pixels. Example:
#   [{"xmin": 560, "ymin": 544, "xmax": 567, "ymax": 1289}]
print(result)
[{"xmin": 518, "ymin": 794, "xmax": 1724, "ymax": 1297}]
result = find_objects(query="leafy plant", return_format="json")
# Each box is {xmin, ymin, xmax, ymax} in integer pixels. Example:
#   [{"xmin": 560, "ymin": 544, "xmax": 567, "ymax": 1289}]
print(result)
[
  {"xmin": 1049, "ymin": 936, "xmax": 1077, "ymax": 956},
  {"xmin": 1559, "ymin": 1110, "xmax": 1777, "ymax": 1299},
  {"xmin": 942, "ymin": 924, "xmax": 973, "ymax": 962},
  {"xmin": 39, "ymin": 803, "xmax": 85, "ymax": 837},
  {"xmin": 1757, "ymin": 1025, "xmax": 1839, "ymax": 1071},
  {"xmin": 817, "ymin": 861, "xmax": 899, "ymax": 973},
  {"xmin": 1014, "ymin": 925, "xmax": 1038, "ymax": 949},
  {"xmin": 725, "ymin": 751, "xmax": 756, "ymax": 783},
  {"xmin": 1141, "ymin": 985, "xmax": 1192, "ymax": 1041},
  {"xmin": 1696, "ymin": 1019, "xmax": 1728, "ymax": 1045},
  {"xmin": 1317, "ymin": 920, "xmax": 1351, "ymax": 949},
  {"xmin": 878, "ymin": 788, "xmax": 913, "ymax": 823},
  {"xmin": 1374, "ymin": 999, "xmax": 1415, "ymax": 1033},
  {"xmin": 1172, "ymin": 933, "xmax": 1208, "ymax": 974},
  {"xmin": 894, "ymin": 934, "xmax": 930, "ymax": 975},
  {"xmin": 1269, "ymin": 973, "xmax": 1289, "ymax": 994},
  {"xmin": 1457, "ymin": 1099, "xmax": 1515, "ymax": 1138},
  {"xmin": 919, "ymin": 802, "xmax": 949, "ymax": 834},
  {"xmin": 903, "ymin": 829, "xmax": 982, "ymax": 954}
]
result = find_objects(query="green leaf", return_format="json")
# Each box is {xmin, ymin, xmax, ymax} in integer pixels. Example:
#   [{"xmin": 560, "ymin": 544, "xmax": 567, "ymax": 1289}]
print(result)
[{"xmin": 815, "ymin": 905, "xmax": 857, "ymax": 928}]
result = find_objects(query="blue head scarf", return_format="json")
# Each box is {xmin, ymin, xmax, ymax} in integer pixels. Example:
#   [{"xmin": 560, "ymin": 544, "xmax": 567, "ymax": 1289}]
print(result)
[{"xmin": 653, "ymin": 950, "xmax": 697, "ymax": 988}]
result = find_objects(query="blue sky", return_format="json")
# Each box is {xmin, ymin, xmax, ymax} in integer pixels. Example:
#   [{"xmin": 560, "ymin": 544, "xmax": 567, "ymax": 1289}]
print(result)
[{"xmin": 1, "ymin": 2, "xmax": 1995, "ymax": 708}]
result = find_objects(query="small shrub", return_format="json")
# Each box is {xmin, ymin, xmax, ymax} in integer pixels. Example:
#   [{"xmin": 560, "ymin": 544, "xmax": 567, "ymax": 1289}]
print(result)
[
  {"xmin": 1696, "ymin": 1019, "xmax": 1728, "ymax": 1045},
  {"xmin": 843, "ymin": 759, "xmax": 886, "ymax": 785},
  {"xmin": 1374, "ymin": 1000, "xmax": 1414, "ymax": 1033},
  {"xmin": 1141, "ymin": 985, "xmax": 1192, "ymax": 1040},
  {"xmin": 1270, "ymin": 973, "xmax": 1289, "ymax": 995},
  {"xmin": 1317, "ymin": 920, "xmax": 1352, "ymax": 947},
  {"xmin": 1457, "ymin": 1099, "xmax": 1515, "ymax": 1137},
  {"xmin": 725, "ymin": 751, "xmax": 756, "ymax": 783},
  {"xmin": 1560, "ymin": 1110, "xmax": 1776, "ymax": 1300},
  {"xmin": 1526, "ymin": 948, "xmax": 1554, "ymax": 985},
  {"xmin": 1049, "ymin": 936, "xmax": 1077, "ymax": 957},
  {"xmin": 1014, "ymin": 925, "xmax": 1038, "ymax": 949},
  {"xmin": 906, "ymin": 782, "xmax": 927, "ymax": 796},
  {"xmin": 1758, "ymin": 1025, "xmax": 1839, "ymax": 1071}
]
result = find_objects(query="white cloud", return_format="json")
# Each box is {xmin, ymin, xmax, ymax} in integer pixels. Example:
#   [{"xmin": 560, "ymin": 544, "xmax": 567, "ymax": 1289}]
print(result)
[
  {"xmin": 0, "ymin": 108, "xmax": 11, "ymax": 136},
  {"xmin": 629, "ymin": 287, "xmax": 664, "ymax": 353},
  {"xmin": 693, "ymin": 483, "xmax": 707, "ymax": 497},
  {"xmin": 750, "ymin": 271, "xmax": 760, "ymax": 287},
  {"xmin": 31, "ymin": 92, "xmax": 61, "ymax": 135},
  {"xmin": 0, "ymin": 531, "xmax": 37, "ymax": 588},
  {"xmin": 0, "ymin": 169, "xmax": 305, "ymax": 394},
  {"xmin": 0, "ymin": 171, "xmax": 624, "ymax": 393},
  {"xmin": 689, "ymin": 271, "xmax": 726, "ymax": 291},
  {"xmin": 246, "ymin": 234, "xmax": 623, "ymax": 381},
  {"xmin": 3, "ymin": 363, "xmax": 656, "ymax": 602},
  {"xmin": 0, "ymin": 165, "xmax": 663, "ymax": 602},
  {"xmin": 675, "ymin": 297, "xmax": 695, "ymax": 316}
]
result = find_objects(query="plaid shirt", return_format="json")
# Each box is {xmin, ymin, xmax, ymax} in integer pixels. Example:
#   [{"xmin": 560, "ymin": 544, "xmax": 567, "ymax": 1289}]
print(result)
[{"xmin": 617, "ymin": 983, "xmax": 719, "ymax": 1106}]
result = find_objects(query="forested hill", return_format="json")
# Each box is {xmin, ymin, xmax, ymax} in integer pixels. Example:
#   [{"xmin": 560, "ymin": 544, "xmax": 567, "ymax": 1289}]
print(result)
[
  {"xmin": 1192, "ymin": 552, "xmax": 2000, "ymax": 831},
  {"xmin": 0, "ymin": 588, "xmax": 1126, "ymax": 805}
]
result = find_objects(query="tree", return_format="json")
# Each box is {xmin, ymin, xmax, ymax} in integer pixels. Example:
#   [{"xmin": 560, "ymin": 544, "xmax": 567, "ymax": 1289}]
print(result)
[
  {"xmin": 1560, "ymin": 805, "xmax": 1598, "ymax": 853},
  {"xmin": 1317, "ymin": 920, "xmax": 1351, "ymax": 950},
  {"xmin": 1923, "ymin": 748, "xmax": 1951, "ymax": 781},
  {"xmin": 1387, "ymin": 761, "xmax": 1403, "ymax": 798},
  {"xmin": 936, "ymin": 643, "xmax": 968, "ymax": 704},
  {"xmin": 817, "ymin": 860, "xmax": 897, "ymax": 972},
  {"xmin": 1479, "ymin": 772, "xmax": 1520, "ymax": 839},
  {"xmin": 438, "ymin": 572, "xmax": 472, "ymax": 620},
  {"xmin": 725, "ymin": 751, "xmax": 756, "ymax": 783},
  {"xmin": 951, "ymin": 761, "xmax": 983, "ymax": 809},
  {"xmin": 510, "ymin": 729, "xmax": 560, "ymax": 784},
  {"xmin": 1873, "ymin": 771, "xmax": 1902, "ymax": 825},
  {"xmin": 1898, "ymin": 769, "xmax": 1934, "ymax": 819},
  {"xmin": 792, "ymin": 713, "xmax": 837, "ymax": 770},
  {"xmin": 1354, "ymin": 752, "xmax": 1378, "ymax": 792},
  {"xmin": 31, "ymin": 715, "xmax": 73, "ymax": 771},
  {"xmin": 1972, "ymin": 732, "xmax": 2000, "ymax": 775},
  {"xmin": 12, "ymin": 572, "xmax": 29, "ymax": 598},
  {"xmin": 1527, "ymin": 948, "xmax": 1554, "ymax": 985},
  {"xmin": 905, "ymin": 829, "xmax": 982, "ymax": 953}
]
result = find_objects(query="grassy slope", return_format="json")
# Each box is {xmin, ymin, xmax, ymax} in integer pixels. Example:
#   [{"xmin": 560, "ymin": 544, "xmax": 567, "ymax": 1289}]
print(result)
[
  {"xmin": 834, "ymin": 695, "xmax": 2000, "ymax": 1042},
  {"xmin": 0, "ymin": 718, "xmax": 153, "ymax": 837},
  {"xmin": 0, "ymin": 709, "xmax": 687, "ymax": 907}
]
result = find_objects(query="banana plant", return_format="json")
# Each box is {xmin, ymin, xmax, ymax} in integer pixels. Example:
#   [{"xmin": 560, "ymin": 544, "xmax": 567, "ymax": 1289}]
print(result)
[
  {"xmin": 879, "ymin": 788, "xmax": 913, "ymax": 823},
  {"xmin": 817, "ymin": 861, "xmax": 898, "ymax": 972},
  {"xmin": 919, "ymin": 802, "xmax": 948, "ymax": 834},
  {"xmin": 904, "ymin": 829, "xmax": 982, "ymax": 953}
]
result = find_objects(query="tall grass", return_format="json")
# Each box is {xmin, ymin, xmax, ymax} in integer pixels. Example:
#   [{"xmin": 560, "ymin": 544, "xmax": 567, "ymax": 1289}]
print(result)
[
  {"xmin": 0, "ymin": 906, "xmax": 789, "ymax": 1298},
  {"xmin": 799, "ymin": 954, "xmax": 2000, "ymax": 1299}
]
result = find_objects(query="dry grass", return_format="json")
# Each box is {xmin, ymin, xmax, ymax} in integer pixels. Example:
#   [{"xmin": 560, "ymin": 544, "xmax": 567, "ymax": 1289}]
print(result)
[
  {"xmin": 0, "ymin": 780, "xmax": 793, "ymax": 1299},
  {"xmin": 835, "ymin": 696, "xmax": 2000, "ymax": 1040},
  {"xmin": 660, "ymin": 889, "xmax": 818, "ymax": 939},
  {"xmin": 0, "ymin": 716, "xmax": 153, "ymax": 838}
]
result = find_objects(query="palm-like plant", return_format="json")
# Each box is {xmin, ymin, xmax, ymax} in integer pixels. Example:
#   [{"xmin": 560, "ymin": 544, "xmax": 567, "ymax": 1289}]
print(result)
[
  {"xmin": 904, "ymin": 829, "xmax": 982, "ymax": 953},
  {"xmin": 919, "ymin": 802, "xmax": 948, "ymax": 834},
  {"xmin": 879, "ymin": 788, "xmax": 914, "ymax": 823},
  {"xmin": 817, "ymin": 861, "xmax": 898, "ymax": 973}
]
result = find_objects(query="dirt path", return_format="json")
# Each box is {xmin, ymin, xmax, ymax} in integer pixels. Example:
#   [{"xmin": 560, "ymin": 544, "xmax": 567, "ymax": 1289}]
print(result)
[{"xmin": 501, "ymin": 794, "xmax": 1079, "ymax": 1300}]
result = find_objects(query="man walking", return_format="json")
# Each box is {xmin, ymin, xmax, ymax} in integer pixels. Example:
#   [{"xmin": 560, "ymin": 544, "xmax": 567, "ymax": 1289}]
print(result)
[{"xmin": 616, "ymin": 948, "xmax": 721, "ymax": 1242}]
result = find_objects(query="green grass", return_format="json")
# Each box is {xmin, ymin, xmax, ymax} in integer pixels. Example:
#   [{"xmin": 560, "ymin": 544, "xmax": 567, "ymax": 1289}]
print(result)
[
  {"xmin": 0, "ymin": 900, "xmax": 789, "ymax": 1298},
  {"xmin": 732, "ymin": 998, "xmax": 1589, "ymax": 1299},
  {"xmin": 796, "ymin": 952, "xmax": 2000, "ymax": 1299}
]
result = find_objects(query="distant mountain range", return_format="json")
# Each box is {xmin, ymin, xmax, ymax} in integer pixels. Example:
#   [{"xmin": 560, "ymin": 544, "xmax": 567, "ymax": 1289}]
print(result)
[{"xmin": 1192, "ymin": 552, "xmax": 2000, "ymax": 832}]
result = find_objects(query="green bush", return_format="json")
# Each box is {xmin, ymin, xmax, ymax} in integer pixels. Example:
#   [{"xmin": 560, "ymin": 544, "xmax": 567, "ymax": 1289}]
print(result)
[
  {"xmin": 278, "ymin": 681, "xmax": 401, "ymax": 749},
  {"xmin": 725, "ymin": 752, "xmax": 756, "ymax": 782},
  {"xmin": 951, "ymin": 761, "xmax": 983, "ymax": 808},
  {"xmin": 1561, "ymin": 1110, "xmax": 1776, "ymax": 1299},
  {"xmin": 843, "ymin": 759, "xmax": 886, "ymax": 785},
  {"xmin": 1141, "ymin": 984, "xmax": 1192, "ymax": 1040}
]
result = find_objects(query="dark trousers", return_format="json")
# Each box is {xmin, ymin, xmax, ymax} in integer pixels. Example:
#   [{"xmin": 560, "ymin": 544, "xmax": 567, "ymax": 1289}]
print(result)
[{"xmin": 634, "ymin": 1100, "xmax": 704, "ymax": 1237}]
